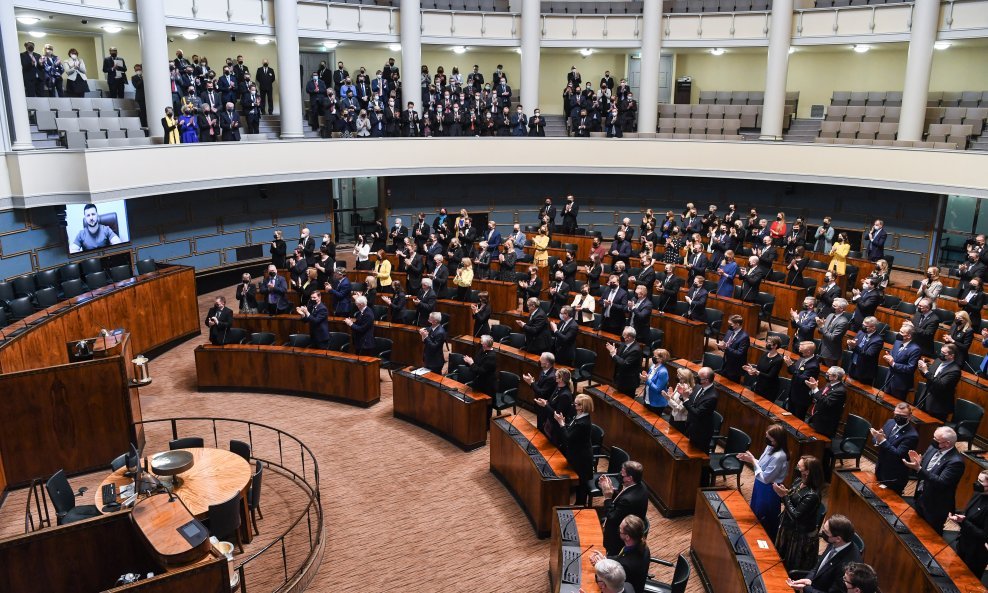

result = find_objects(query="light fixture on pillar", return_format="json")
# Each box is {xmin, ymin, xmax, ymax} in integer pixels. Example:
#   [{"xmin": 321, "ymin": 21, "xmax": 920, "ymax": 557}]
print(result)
[
  {"xmin": 389, "ymin": 43, "xmax": 402, "ymax": 52},
  {"xmin": 17, "ymin": 16, "xmax": 41, "ymax": 25},
  {"xmin": 579, "ymin": 48, "xmax": 594, "ymax": 57},
  {"xmin": 933, "ymin": 41, "xmax": 951, "ymax": 50},
  {"xmin": 852, "ymin": 44, "xmax": 870, "ymax": 53},
  {"xmin": 452, "ymin": 45, "xmax": 467, "ymax": 54},
  {"xmin": 28, "ymin": 31, "xmax": 46, "ymax": 39},
  {"xmin": 788, "ymin": 47, "xmax": 796, "ymax": 54},
  {"xmin": 323, "ymin": 41, "xmax": 339, "ymax": 50},
  {"xmin": 102, "ymin": 25, "xmax": 123, "ymax": 33},
  {"xmin": 709, "ymin": 48, "xmax": 726, "ymax": 56},
  {"xmin": 181, "ymin": 32, "xmax": 200, "ymax": 40},
  {"xmin": 254, "ymin": 37, "xmax": 271, "ymax": 45}
]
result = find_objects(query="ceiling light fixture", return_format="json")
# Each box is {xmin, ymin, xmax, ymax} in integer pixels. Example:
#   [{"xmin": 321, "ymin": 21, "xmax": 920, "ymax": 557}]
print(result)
[
  {"xmin": 181, "ymin": 32, "xmax": 200, "ymax": 40},
  {"xmin": 17, "ymin": 16, "xmax": 41, "ymax": 25},
  {"xmin": 579, "ymin": 48, "xmax": 594, "ymax": 57},
  {"xmin": 709, "ymin": 48, "xmax": 726, "ymax": 56},
  {"xmin": 788, "ymin": 47, "xmax": 796, "ymax": 54},
  {"xmin": 28, "ymin": 31, "xmax": 46, "ymax": 38},
  {"xmin": 254, "ymin": 37, "xmax": 270, "ymax": 45},
  {"xmin": 323, "ymin": 41, "xmax": 339, "ymax": 49},
  {"xmin": 389, "ymin": 43, "xmax": 401, "ymax": 52},
  {"xmin": 934, "ymin": 41, "xmax": 951, "ymax": 50},
  {"xmin": 452, "ymin": 45, "xmax": 467, "ymax": 54},
  {"xmin": 853, "ymin": 44, "xmax": 870, "ymax": 53},
  {"xmin": 102, "ymin": 25, "xmax": 123, "ymax": 33}
]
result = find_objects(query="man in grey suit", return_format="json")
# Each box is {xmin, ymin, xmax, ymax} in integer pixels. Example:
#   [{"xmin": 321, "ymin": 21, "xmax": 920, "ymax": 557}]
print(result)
[{"xmin": 815, "ymin": 297, "xmax": 849, "ymax": 366}]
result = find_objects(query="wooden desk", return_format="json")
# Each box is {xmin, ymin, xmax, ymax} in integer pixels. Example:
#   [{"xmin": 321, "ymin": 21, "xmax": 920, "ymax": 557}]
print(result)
[
  {"xmin": 131, "ymin": 493, "xmax": 212, "ymax": 566},
  {"xmin": 451, "ymin": 335, "xmax": 572, "ymax": 410},
  {"xmin": 830, "ymin": 470, "xmax": 987, "ymax": 593},
  {"xmin": 669, "ymin": 359, "xmax": 829, "ymax": 484},
  {"xmin": 98, "ymin": 447, "xmax": 253, "ymax": 544},
  {"xmin": 433, "ymin": 299, "xmax": 474, "ymax": 337},
  {"xmin": 392, "ymin": 369, "xmax": 491, "ymax": 450},
  {"xmin": 549, "ymin": 507, "xmax": 603, "ymax": 593},
  {"xmin": 650, "ymin": 311, "xmax": 706, "ymax": 363},
  {"xmin": 588, "ymin": 386, "xmax": 709, "ymax": 516},
  {"xmin": 194, "ymin": 343, "xmax": 381, "ymax": 406},
  {"xmin": 471, "ymin": 278, "xmax": 518, "ymax": 313},
  {"xmin": 489, "ymin": 414, "xmax": 579, "ymax": 538},
  {"xmin": 691, "ymin": 489, "xmax": 791, "ymax": 593}
]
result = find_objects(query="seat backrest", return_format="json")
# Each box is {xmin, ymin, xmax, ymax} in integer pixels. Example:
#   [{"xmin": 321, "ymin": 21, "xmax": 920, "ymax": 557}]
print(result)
[
  {"xmin": 169, "ymin": 437, "xmax": 205, "ymax": 449},
  {"xmin": 249, "ymin": 332, "xmax": 276, "ymax": 345},
  {"xmin": 250, "ymin": 460, "xmax": 263, "ymax": 509},
  {"xmin": 608, "ymin": 446, "xmax": 630, "ymax": 473},
  {"xmin": 498, "ymin": 371, "xmax": 520, "ymax": 391},
  {"xmin": 373, "ymin": 337, "xmax": 393, "ymax": 358},
  {"xmin": 36, "ymin": 269, "xmax": 60, "ymax": 289},
  {"xmin": 725, "ymin": 427, "xmax": 751, "ymax": 453},
  {"xmin": 9, "ymin": 297, "xmax": 34, "ymax": 320},
  {"xmin": 230, "ymin": 439, "xmax": 251, "ymax": 462},
  {"xmin": 207, "ymin": 492, "xmax": 243, "ymax": 541},
  {"xmin": 13, "ymin": 274, "xmax": 36, "ymax": 296},
  {"xmin": 670, "ymin": 554, "xmax": 691, "ymax": 593},
  {"xmin": 35, "ymin": 287, "xmax": 59, "ymax": 308},
  {"xmin": 59, "ymin": 263, "xmax": 82, "ymax": 282},
  {"xmin": 136, "ymin": 259, "xmax": 157, "ymax": 275},
  {"xmin": 45, "ymin": 470, "xmax": 76, "ymax": 515},
  {"xmin": 85, "ymin": 271, "xmax": 109, "ymax": 289},
  {"xmin": 844, "ymin": 414, "xmax": 871, "ymax": 439},
  {"xmin": 108, "ymin": 264, "xmax": 133, "ymax": 281},
  {"xmin": 286, "ymin": 333, "xmax": 312, "ymax": 347},
  {"xmin": 61, "ymin": 279, "xmax": 86, "ymax": 299},
  {"xmin": 956, "ymin": 399, "xmax": 985, "ymax": 424},
  {"xmin": 81, "ymin": 258, "xmax": 103, "ymax": 276}
]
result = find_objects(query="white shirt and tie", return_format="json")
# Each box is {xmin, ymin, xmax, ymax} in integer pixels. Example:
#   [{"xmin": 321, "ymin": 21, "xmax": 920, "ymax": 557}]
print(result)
[{"xmin": 605, "ymin": 287, "xmax": 618, "ymax": 316}]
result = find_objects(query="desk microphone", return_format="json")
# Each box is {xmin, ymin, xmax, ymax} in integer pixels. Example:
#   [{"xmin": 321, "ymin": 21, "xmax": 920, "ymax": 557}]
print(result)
[
  {"xmin": 746, "ymin": 558, "xmax": 784, "ymax": 590},
  {"xmin": 561, "ymin": 544, "xmax": 595, "ymax": 585},
  {"xmin": 858, "ymin": 477, "xmax": 901, "ymax": 495},
  {"xmin": 924, "ymin": 541, "xmax": 951, "ymax": 577}
]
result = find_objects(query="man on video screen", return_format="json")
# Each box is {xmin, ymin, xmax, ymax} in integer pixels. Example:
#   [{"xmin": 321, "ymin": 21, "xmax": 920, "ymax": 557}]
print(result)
[{"xmin": 70, "ymin": 203, "xmax": 121, "ymax": 253}]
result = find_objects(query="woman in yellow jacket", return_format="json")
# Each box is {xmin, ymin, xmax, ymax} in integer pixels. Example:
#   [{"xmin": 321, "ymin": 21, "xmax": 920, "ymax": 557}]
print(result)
[
  {"xmin": 827, "ymin": 232, "xmax": 851, "ymax": 275},
  {"xmin": 373, "ymin": 249, "xmax": 392, "ymax": 291},
  {"xmin": 532, "ymin": 226, "xmax": 550, "ymax": 268},
  {"xmin": 453, "ymin": 257, "xmax": 474, "ymax": 301}
]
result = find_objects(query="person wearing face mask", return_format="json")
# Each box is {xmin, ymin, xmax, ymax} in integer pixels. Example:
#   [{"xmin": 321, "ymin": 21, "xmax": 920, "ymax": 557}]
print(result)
[
  {"xmin": 959, "ymin": 277, "xmax": 986, "ymax": 330},
  {"xmin": 640, "ymin": 349, "xmax": 670, "ymax": 415},
  {"xmin": 601, "ymin": 274, "xmax": 629, "ymax": 334},
  {"xmin": 738, "ymin": 424, "xmax": 789, "ymax": 539},
  {"xmin": 178, "ymin": 105, "xmax": 199, "ymax": 143},
  {"xmin": 218, "ymin": 66, "xmax": 237, "ymax": 105},
  {"xmin": 510, "ymin": 105, "xmax": 526, "ymax": 136},
  {"xmin": 255, "ymin": 60, "xmax": 276, "ymax": 114},
  {"xmin": 63, "ymin": 48, "xmax": 88, "ymax": 98},
  {"xmin": 786, "ymin": 514, "xmax": 861, "ymax": 593},
  {"xmin": 866, "ymin": 219, "xmax": 887, "ymax": 262},
  {"xmin": 814, "ymin": 216, "xmax": 835, "ymax": 253},
  {"xmin": 197, "ymin": 104, "xmax": 218, "ymax": 142},
  {"xmin": 949, "ymin": 470, "xmax": 988, "ymax": 577},
  {"xmin": 915, "ymin": 266, "xmax": 943, "ymax": 308},
  {"xmin": 868, "ymin": 402, "xmax": 918, "ymax": 494},
  {"xmin": 219, "ymin": 102, "xmax": 241, "ymax": 141},
  {"xmin": 684, "ymin": 275, "xmax": 709, "ymax": 323},
  {"xmin": 259, "ymin": 264, "xmax": 290, "ymax": 314},
  {"xmin": 161, "ymin": 107, "xmax": 179, "ymax": 144},
  {"xmin": 716, "ymin": 315, "xmax": 750, "ymax": 384},
  {"xmin": 903, "ymin": 426, "xmax": 964, "ymax": 534},
  {"xmin": 917, "ymin": 343, "xmax": 962, "ymax": 421},
  {"xmin": 101, "ymin": 47, "xmax": 127, "ymax": 98},
  {"xmin": 235, "ymin": 273, "xmax": 259, "ymax": 313},
  {"xmin": 41, "ymin": 44, "xmax": 64, "ymax": 97},
  {"xmin": 881, "ymin": 323, "xmax": 920, "ymax": 398},
  {"xmin": 525, "ymin": 108, "xmax": 545, "ymax": 136},
  {"xmin": 744, "ymin": 334, "xmax": 784, "ymax": 399},
  {"xmin": 21, "ymin": 42, "xmax": 44, "ymax": 98},
  {"xmin": 774, "ymin": 455, "xmax": 825, "ymax": 572},
  {"xmin": 805, "ymin": 366, "xmax": 847, "ymax": 440}
]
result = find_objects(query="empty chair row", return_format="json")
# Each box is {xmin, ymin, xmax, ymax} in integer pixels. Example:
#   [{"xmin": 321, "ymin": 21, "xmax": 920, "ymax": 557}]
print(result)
[
  {"xmin": 926, "ymin": 124, "xmax": 975, "ymax": 149},
  {"xmin": 927, "ymin": 90, "xmax": 988, "ymax": 108},
  {"xmin": 815, "ymin": 0, "xmax": 908, "ymax": 7},
  {"xmin": 924, "ymin": 107, "xmax": 987, "ymax": 133},
  {"xmin": 54, "ymin": 117, "xmax": 148, "ymax": 149},
  {"xmin": 658, "ymin": 118, "xmax": 743, "ymax": 133},
  {"xmin": 814, "ymin": 137, "xmax": 958, "ymax": 150},
  {"xmin": 825, "ymin": 105, "xmax": 901, "ymax": 123},
  {"xmin": 697, "ymin": 90, "xmax": 799, "ymax": 106},
  {"xmin": 542, "ymin": 1, "xmax": 643, "ymax": 13},
  {"xmin": 654, "ymin": 132, "xmax": 744, "ymax": 140},
  {"xmin": 831, "ymin": 90, "xmax": 988, "ymax": 108},
  {"xmin": 830, "ymin": 91, "xmax": 903, "ymax": 107},
  {"xmin": 665, "ymin": 0, "xmax": 771, "ymax": 13},
  {"xmin": 26, "ymin": 97, "xmax": 140, "ymax": 119},
  {"xmin": 819, "ymin": 121, "xmax": 898, "ymax": 140}
]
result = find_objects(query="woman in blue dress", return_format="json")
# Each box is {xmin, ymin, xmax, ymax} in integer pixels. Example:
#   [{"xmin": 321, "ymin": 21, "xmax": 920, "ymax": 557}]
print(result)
[
  {"xmin": 178, "ymin": 106, "xmax": 199, "ymax": 143},
  {"xmin": 640, "ymin": 349, "xmax": 670, "ymax": 415},
  {"xmin": 737, "ymin": 423, "xmax": 789, "ymax": 539},
  {"xmin": 716, "ymin": 249, "xmax": 738, "ymax": 297}
]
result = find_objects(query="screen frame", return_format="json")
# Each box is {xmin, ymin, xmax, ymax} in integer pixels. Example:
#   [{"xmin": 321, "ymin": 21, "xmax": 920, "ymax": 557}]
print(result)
[{"xmin": 64, "ymin": 199, "xmax": 132, "ymax": 255}]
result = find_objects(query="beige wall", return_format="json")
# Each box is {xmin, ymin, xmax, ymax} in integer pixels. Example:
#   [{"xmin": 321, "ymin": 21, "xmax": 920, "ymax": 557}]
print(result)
[
  {"xmin": 787, "ymin": 49, "xmax": 907, "ymax": 117},
  {"xmin": 673, "ymin": 51, "xmax": 767, "ymax": 105},
  {"xmin": 538, "ymin": 51, "xmax": 628, "ymax": 115},
  {"xmin": 931, "ymin": 46, "xmax": 988, "ymax": 91}
]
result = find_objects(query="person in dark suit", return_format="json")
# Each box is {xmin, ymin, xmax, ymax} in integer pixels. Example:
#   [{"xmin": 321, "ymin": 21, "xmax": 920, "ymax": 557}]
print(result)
[
  {"xmin": 429, "ymin": 255, "xmax": 449, "ymax": 293},
  {"xmin": 684, "ymin": 367, "xmax": 719, "ymax": 453},
  {"xmin": 790, "ymin": 297, "xmax": 819, "ymax": 343},
  {"xmin": 344, "ymin": 295, "xmax": 375, "ymax": 355},
  {"xmin": 786, "ymin": 514, "xmax": 862, "ymax": 593},
  {"xmin": 850, "ymin": 278, "xmax": 881, "ymax": 331},
  {"xmin": 610, "ymin": 231, "xmax": 632, "ymax": 268},
  {"xmin": 607, "ymin": 328, "xmax": 643, "ymax": 397},
  {"xmin": 754, "ymin": 236, "xmax": 777, "ymax": 273},
  {"xmin": 561, "ymin": 195, "xmax": 579, "ymax": 235},
  {"xmin": 412, "ymin": 278, "xmax": 437, "ymax": 326},
  {"xmin": 654, "ymin": 265, "xmax": 683, "ymax": 313},
  {"xmin": 554, "ymin": 393, "xmax": 595, "ymax": 505},
  {"xmin": 917, "ymin": 343, "xmax": 962, "ymax": 421},
  {"xmin": 600, "ymin": 276, "xmax": 629, "ymax": 335},
  {"xmin": 684, "ymin": 275, "xmax": 709, "ymax": 323},
  {"xmin": 949, "ymin": 470, "xmax": 988, "ymax": 578},
  {"xmin": 419, "ymin": 312, "xmax": 447, "ymax": 374},
  {"xmin": 911, "ymin": 298, "xmax": 940, "ymax": 358},
  {"xmin": 635, "ymin": 255, "xmax": 656, "ymax": 297},
  {"xmin": 550, "ymin": 307, "xmax": 578, "ymax": 367},
  {"xmin": 21, "ymin": 42, "xmax": 44, "ymax": 98},
  {"xmin": 547, "ymin": 272, "xmax": 570, "ymax": 319},
  {"xmin": 882, "ymin": 324, "xmax": 921, "ymax": 398},
  {"xmin": 597, "ymin": 461, "xmax": 649, "ymax": 556},
  {"xmin": 903, "ymin": 426, "xmax": 965, "ymax": 534},
  {"xmin": 869, "ymin": 402, "xmax": 919, "ymax": 494},
  {"xmin": 590, "ymin": 514, "xmax": 650, "ymax": 593},
  {"xmin": 204, "ymin": 296, "xmax": 234, "ymax": 345},
  {"xmin": 326, "ymin": 270, "xmax": 353, "ymax": 317},
  {"xmin": 382, "ymin": 281, "xmax": 407, "ymax": 323},
  {"xmin": 866, "ymin": 219, "xmax": 887, "ymax": 262},
  {"xmin": 298, "ymin": 228, "xmax": 316, "ymax": 266},
  {"xmin": 259, "ymin": 264, "xmax": 291, "ymax": 314},
  {"xmin": 219, "ymin": 102, "xmax": 241, "ymax": 141},
  {"xmin": 555, "ymin": 251, "xmax": 578, "ymax": 287},
  {"xmin": 101, "ymin": 47, "xmax": 126, "ymax": 98},
  {"xmin": 627, "ymin": 286, "xmax": 653, "ymax": 341},
  {"xmin": 471, "ymin": 292, "xmax": 491, "ymax": 338},
  {"xmin": 806, "ymin": 366, "xmax": 847, "ymax": 439},
  {"xmin": 297, "ymin": 291, "xmax": 331, "ymax": 349},
  {"xmin": 532, "ymin": 365, "xmax": 573, "ymax": 444},
  {"xmin": 740, "ymin": 255, "xmax": 766, "ymax": 303},
  {"xmin": 815, "ymin": 273, "xmax": 841, "ymax": 318},
  {"xmin": 815, "ymin": 298, "xmax": 850, "ymax": 366},
  {"xmin": 846, "ymin": 316, "xmax": 884, "ymax": 385},
  {"xmin": 716, "ymin": 315, "xmax": 750, "ymax": 384},
  {"xmin": 686, "ymin": 245, "xmax": 708, "ymax": 283},
  {"xmin": 462, "ymin": 335, "xmax": 498, "ymax": 396},
  {"xmin": 255, "ymin": 60, "xmax": 276, "ymax": 114},
  {"xmin": 389, "ymin": 217, "xmax": 408, "ymax": 249},
  {"xmin": 516, "ymin": 297, "xmax": 553, "ymax": 354},
  {"xmin": 959, "ymin": 278, "xmax": 986, "ymax": 331},
  {"xmin": 785, "ymin": 341, "xmax": 821, "ymax": 420}
]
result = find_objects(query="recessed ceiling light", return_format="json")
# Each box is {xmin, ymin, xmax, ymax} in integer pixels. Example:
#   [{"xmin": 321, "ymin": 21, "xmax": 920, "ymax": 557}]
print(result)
[
  {"xmin": 389, "ymin": 43, "xmax": 401, "ymax": 52},
  {"xmin": 102, "ymin": 25, "xmax": 123, "ymax": 33},
  {"xmin": 17, "ymin": 16, "xmax": 41, "ymax": 25},
  {"xmin": 452, "ymin": 46, "xmax": 467, "ymax": 54},
  {"xmin": 181, "ymin": 32, "xmax": 200, "ymax": 40},
  {"xmin": 28, "ymin": 31, "xmax": 46, "ymax": 39},
  {"xmin": 853, "ymin": 44, "xmax": 870, "ymax": 53},
  {"xmin": 579, "ymin": 48, "xmax": 594, "ymax": 57},
  {"xmin": 934, "ymin": 41, "xmax": 951, "ymax": 50},
  {"xmin": 514, "ymin": 48, "xmax": 522, "ymax": 54},
  {"xmin": 709, "ymin": 48, "xmax": 726, "ymax": 56},
  {"xmin": 323, "ymin": 41, "xmax": 339, "ymax": 49},
  {"xmin": 254, "ymin": 37, "xmax": 270, "ymax": 45},
  {"xmin": 788, "ymin": 47, "xmax": 796, "ymax": 54}
]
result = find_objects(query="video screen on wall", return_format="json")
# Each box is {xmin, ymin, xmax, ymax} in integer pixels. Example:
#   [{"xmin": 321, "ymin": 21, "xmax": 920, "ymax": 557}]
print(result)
[{"xmin": 65, "ymin": 200, "xmax": 131, "ymax": 254}]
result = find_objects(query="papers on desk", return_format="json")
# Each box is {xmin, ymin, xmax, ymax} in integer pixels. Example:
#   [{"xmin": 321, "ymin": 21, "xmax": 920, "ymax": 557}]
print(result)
[{"xmin": 412, "ymin": 367, "xmax": 430, "ymax": 376}]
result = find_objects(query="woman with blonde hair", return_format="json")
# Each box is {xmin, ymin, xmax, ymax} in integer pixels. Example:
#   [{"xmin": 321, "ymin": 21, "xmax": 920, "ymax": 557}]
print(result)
[
  {"xmin": 532, "ymin": 225, "xmax": 550, "ymax": 268},
  {"xmin": 453, "ymin": 257, "xmax": 474, "ymax": 300},
  {"xmin": 868, "ymin": 259, "xmax": 890, "ymax": 293},
  {"xmin": 664, "ymin": 368, "xmax": 696, "ymax": 433},
  {"xmin": 916, "ymin": 266, "xmax": 943, "ymax": 307},
  {"xmin": 827, "ymin": 232, "xmax": 851, "ymax": 275},
  {"xmin": 944, "ymin": 310, "xmax": 975, "ymax": 368},
  {"xmin": 554, "ymin": 393, "xmax": 594, "ymax": 504}
]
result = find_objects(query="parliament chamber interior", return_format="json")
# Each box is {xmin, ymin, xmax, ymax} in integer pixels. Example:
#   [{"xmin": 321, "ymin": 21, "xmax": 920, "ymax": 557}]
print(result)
[{"xmin": 1, "ymin": 0, "xmax": 988, "ymax": 592}]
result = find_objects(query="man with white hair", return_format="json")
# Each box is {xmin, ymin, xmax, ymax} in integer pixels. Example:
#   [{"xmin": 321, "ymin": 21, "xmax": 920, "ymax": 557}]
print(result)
[
  {"xmin": 297, "ymin": 290, "xmax": 330, "ymax": 349},
  {"xmin": 903, "ymin": 426, "xmax": 964, "ymax": 534},
  {"xmin": 739, "ymin": 255, "xmax": 765, "ymax": 302},
  {"xmin": 389, "ymin": 217, "xmax": 407, "ymax": 248},
  {"xmin": 344, "ymin": 294, "xmax": 375, "ymax": 355},
  {"xmin": 806, "ymin": 366, "xmax": 847, "ymax": 438},
  {"xmin": 592, "ymin": 558, "xmax": 634, "ymax": 593},
  {"xmin": 413, "ymin": 278, "xmax": 436, "ymax": 326},
  {"xmin": 815, "ymin": 298, "xmax": 849, "ymax": 366},
  {"xmin": 882, "ymin": 323, "xmax": 920, "ymax": 398},
  {"xmin": 606, "ymin": 327, "xmax": 643, "ymax": 397},
  {"xmin": 463, "ymin": 335, "xmax": 497, "ymax": 396},
  {"xmin": 419, "ymin": 311, "xmax": 446, "ymax": 374}
]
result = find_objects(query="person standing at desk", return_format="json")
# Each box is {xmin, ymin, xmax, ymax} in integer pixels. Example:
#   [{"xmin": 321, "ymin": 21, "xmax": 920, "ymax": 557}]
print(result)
[
  {"xmin": 532, "ymin": 367, "xmax": 574, "ymax": 445},
  {"xmin": 684, "ymin": 367, "xmax": 719, "ymax": 453},
  {"xmin": 641, "ymin": 349, "xmax": 671, "ymax": 415},
  {"xmin": 550, "ymin": 307, "xmax": 578, "ymax": 366},
  {"xmin": 716, "ymin": 251, "xmax": 738, "ymax": 297},
  {"xmin": 419, "ymin": 312, "xmax": 446, "ymax": 374},
  {"xmin": 516, "ymin": 297, "xmax": 552, "ymax": 354},
  {"xmin": 598, "ymin": 460, "xmax": 648, "ymax": 556},
  {"xmin": 344, "ymin": 295, "xmax": 375, "ymax": 355},
  {"xmin": 716, "ymin": 314, "xmax": 749, "ymax": 384},
  {"xmin": 412, "ymin": 278, "xmax": 436, "ymax": 327},
  {"xmin": 815, "ymin": 298, "xmax": 849, "ymax": 367},
  {"xmin": 882, "ymin": 323, "xmax": 920, "ymax": 398},
  {"xmin": 790, "ymin": 297, "xmax": 819, "ymax": 343},
  {"xmin": 296, "ymin": 291, "xmax": 330, "ymax": 349},
  {"xmin": 589, "ymin": 515, "xmax": 650, "ymax": 593},
  {"xmin": 786, "ymin": 514, "xmax": 861, "ymax": 593},
  {"xmin": 471, "ymin": 292, "xmax": 491, "ymax": 338},
  {"xmin": 868, "ymin": 402, "xmax": 918, "ymax": 495},
  {"xmin": 743, "ymin": 335, "xmax": 784, "ymax": 399},
  {"xmin": 903, "ymin": 426, "xmax": 964, "ymax": 535},
  {"xmin": 917, "ymin": 343, "xmax": 962, "ymax": 421},
  {"xmin": 738, "ymin": 423, "xmax": 789, "ymax": 539},
  {"xmin": 554, "ymin": 393, "xmax": 594, "ymax": 505},
  {"xmin": 259, "ymin": 265, "xmax": 290, "ymax": 314},
  {"xmin": 235, "ymin": 273, "xmax": 258, "ymax": 313},
  {"xmin": 269, "ymin": 230, "xmax": 287, "ymax": 269},
  {"xmin": 774, "ymin": 455, "xmax": 825, "ymax": 572},
  {"xmin": 205, "ymin": 296, "xmax": 234, "ymax": 345},
  {"xmin": 784, "ymin": 341, "xmax": 820, "ymax": 420},
  {"xmin": 462, "ymin": 335, "xmax": 498, "ymax": 396},
  {"xmin": 381, "ymin": 281, "xmax": 407, "ymax": 323},
  {"xmin": 846, "ymin": 316, "xmax": 883, "ymax": 385},
  {"xmin": 949, "ymin": 470, "xmax": 988, "ymax": 578},
  {"xmin": 606, "ymin": 328, "xmax": 643, "ymax": 397}
]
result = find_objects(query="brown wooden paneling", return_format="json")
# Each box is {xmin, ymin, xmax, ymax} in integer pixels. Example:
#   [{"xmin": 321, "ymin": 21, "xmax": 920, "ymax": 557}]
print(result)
[
  {"xmin": 451, "ymin": 336, "xmax": 573, "ymax": 409},
  {"xmin": 392, "ymin": 370, "xmax": 491, "ymax": 450},
  {"xmin": 549, "ymin": 508, "xmax": 603, "ymax": 593}
]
